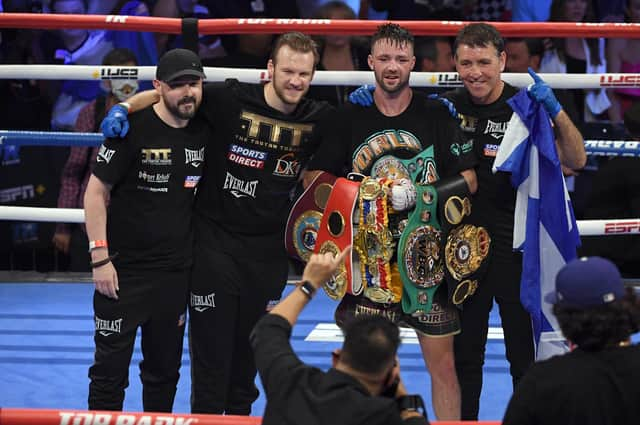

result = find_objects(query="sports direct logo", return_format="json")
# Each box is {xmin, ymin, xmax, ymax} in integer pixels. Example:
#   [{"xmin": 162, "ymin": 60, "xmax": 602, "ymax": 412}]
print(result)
[
  {"xmin": 58, "ymin": 411, "xmax": 197, "ymax": 425},
  {"xmin": 599, "ymin": 74, "xmax": 640, "ymax": 88}
]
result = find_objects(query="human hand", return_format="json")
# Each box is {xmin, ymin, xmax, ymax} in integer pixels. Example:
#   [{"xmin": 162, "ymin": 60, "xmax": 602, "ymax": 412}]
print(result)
[
  {"xmin": 52, "ymin": 232, "xmax": 71, "ymax": 254},
  {"xmin": 93, "ymin": 260, "xmax": 119, "ymax": 300},
  {"xmin": 391, "ymin": 178, "xmax": 417, "ymax": 211},
  {"xmin": 428, "ymin": 93, "xmax": 458, "ymax": 119},
  {"xmin": 302, "ymin": 246, "xmax": 351, "ymax": 288},
  {"xmin": 527, "ymin": 67, "xmax": 562, "ymax": 118},
  {"xmin": 348, "ymin": 84, "xmax": 375, "ymax": 106},
  {"xmin": 100, "ymin": 103, "xmax": 130, "ymax": 138}
]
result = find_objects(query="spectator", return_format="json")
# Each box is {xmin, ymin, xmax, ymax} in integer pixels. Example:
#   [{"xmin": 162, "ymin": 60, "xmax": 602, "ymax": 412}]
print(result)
[
  {"xmin": 606, "ymin": 0, "xmax": 640, "ymax": 122},
  {"xmin": 52, "ymin": 48, "xmax": 139, "ymax": 272},
  {"xmin": 502, "ymin": 256, "xmax": 640, "ymax": 425},
  {"xmin": 540, "ymin": 0, "xmax": 610, "ymax": 123},
  {"xmin": 250, "ymin": 247, "xmax": 430, "ymax": 425},
  {"xmin": 307, "ymin": 1, "xmax": 370, "ymax": 106}
]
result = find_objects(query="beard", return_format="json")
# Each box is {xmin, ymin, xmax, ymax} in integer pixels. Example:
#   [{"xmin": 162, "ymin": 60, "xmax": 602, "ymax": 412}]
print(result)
[
  {"xmin": 273, "ymin": 79, "xmax": 307, "ymax": 106},
  {"xmin": 166, "ymin": 95, "xmax": 198, "ymax": 120},
  {"xmin": 375, "ymin": 72, "xmax": 409, "ymax": 95}
]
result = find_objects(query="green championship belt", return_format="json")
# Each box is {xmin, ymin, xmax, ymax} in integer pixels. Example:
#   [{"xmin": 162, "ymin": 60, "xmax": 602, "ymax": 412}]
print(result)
[
  {"xmin": 398, "ymin": 183, "xmax": 445, "ymax": 316},
  {"xmin": 371, "ymin": 147, "xmax": 439, "ymax": 185}
]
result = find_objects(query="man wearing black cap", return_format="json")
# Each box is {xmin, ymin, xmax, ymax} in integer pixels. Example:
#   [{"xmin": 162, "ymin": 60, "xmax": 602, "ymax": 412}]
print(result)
[
  {"xmin": 84, "ymin": 48, "xmax": 209, "ymax": 412},
  {"xmin": 502, "ymin": 256, "xmax": 640, "ymax": 425},
  {"xmin": 99, "ymin": 33, "xmax": 333, "ymax": 415}
]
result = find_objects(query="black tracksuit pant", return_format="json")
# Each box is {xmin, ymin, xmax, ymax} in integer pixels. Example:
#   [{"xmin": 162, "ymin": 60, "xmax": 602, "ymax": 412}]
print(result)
[
  {"xmin": 189, "ymin": 244, "xmax": 288, "ymax": 414},
  {"xmin": 454, "ymin": 251, "xmax": 535, "ymax": 420},
  {"xmin": 88, "ymin": 267, "xmax": 189, "ymax": 412}
]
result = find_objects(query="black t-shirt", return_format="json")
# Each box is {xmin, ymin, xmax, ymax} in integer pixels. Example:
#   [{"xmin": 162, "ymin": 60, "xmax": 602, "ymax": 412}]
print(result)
[
  {"xmin": 503, "ymin": 345, "xmax": 640, "ymax": 425},
  {"xmin": 308, "ymin": 92, "xmax": 475, "ymax": 179},
  {"xmin": 194, "ymin": 80, "xmax": 333, "ymax": 258},
  {"xmin": 444, "ymin": 83, "xmax": 518, "ymax": 259},
  {"xmin": 92, "ymin": 107, "xmax": 208, "ymax": 270}
]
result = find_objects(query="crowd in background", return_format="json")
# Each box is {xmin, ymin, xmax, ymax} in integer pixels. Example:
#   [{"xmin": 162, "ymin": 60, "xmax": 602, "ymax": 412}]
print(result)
[{"xmin": 0, "ymin": 0, "xmax": 638, "ymax": 273}]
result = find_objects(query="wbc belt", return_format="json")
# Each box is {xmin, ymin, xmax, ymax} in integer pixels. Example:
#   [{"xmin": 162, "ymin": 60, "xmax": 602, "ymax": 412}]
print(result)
[
  {"xmin": 314, "ymin": 177, "xmax": 361, "ymax": 300},
  {"xmin": 371, "ymin": 147, "xmax": 439, "ymax": 185},
  {"xmin": 353, "ymin": 177, "xmax": 402, "ymax": 304},
  {"xmin": 285, "ymin": 171, "xmax": 337, "ymax": 262},
  {"xmin": 398, "ymin": 184, "xmax": 445, "ymax": 316}
]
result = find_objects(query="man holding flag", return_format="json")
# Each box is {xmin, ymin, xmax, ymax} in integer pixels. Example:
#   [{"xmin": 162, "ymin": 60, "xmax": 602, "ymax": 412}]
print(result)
[{"xmin": 444, "ymin": 23, "xmax": 586, "ymax": 420}]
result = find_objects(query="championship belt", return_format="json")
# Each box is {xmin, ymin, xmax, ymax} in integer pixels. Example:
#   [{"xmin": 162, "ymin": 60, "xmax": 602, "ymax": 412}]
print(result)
[
  {"xmin": 314, "ymin": 177, "xmax": 361, "ymax": 300},
  {"xmin": 285, "ymin": 172, "xmax": 337, "ymax": 262},
  {"xmin": 398, "ymin": 184, "xmax": 445, "ymax": 316},
  {"xmin": 371, "ymin": 146, "xmax": 439, "ymax": 185},
  {"xmin": 434, "ymin": 175, "xmax": 491, "ymax": 307},
  {"xmin": 353, "ymin": 177, "xmax": 401, "ymax": 304}
]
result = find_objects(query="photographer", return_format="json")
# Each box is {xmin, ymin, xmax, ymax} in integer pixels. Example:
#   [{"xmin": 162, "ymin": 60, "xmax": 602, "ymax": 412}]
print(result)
[{"xmin": 250, "ymin": 247, "xmax": 429, "ymax": 425}]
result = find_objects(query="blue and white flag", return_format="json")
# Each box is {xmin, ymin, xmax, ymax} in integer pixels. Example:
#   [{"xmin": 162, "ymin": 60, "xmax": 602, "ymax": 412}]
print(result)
[{"xmin": 492, "ymin": 88, "xmax": 581, "ymax": 360}]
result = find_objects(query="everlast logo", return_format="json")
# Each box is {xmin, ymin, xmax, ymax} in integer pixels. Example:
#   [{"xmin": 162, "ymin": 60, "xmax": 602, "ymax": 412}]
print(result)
[
  {"xmin": 238, "ymin": 111, "xmax": 313, "ymax": 149},
  {"xmin": 100, "ymin": 67, "xmax": 139, "ymax": 80},
  {"xmin": 353, "ymin": 130, "xmax": 422, "ymax": 173},
  {"xmin": 95, "ymin": 316, "xmax": 123, "ymax": 336},
  {"xmin": 223, "ymin": 172, "xmax": 258, "ymax": 198},
  {"xmin": 184, "ymin": 147, "xmax": 205, "ymax": 167},
  {"xmin": 141, "ymin": 148, "xmax": 172, "ymax": 165},
  {"xmin": 483, "ymin": 119, "xmax": 508, "ymax": 140},
  {"xmin": 58, "ymin": 411, "xmax": 196, "ymax": 425},
  {"xmin": 190, "ymin": 292, "xmax": 215, "ymax": 312},
  {"xmin": 98, "ymin": 145, "xmax": 116, "ymax": 163}
]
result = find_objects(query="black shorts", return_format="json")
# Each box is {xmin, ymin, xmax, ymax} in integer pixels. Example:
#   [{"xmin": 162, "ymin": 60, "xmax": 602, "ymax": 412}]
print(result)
[{"xmin": 335, "ymin": 285, "xmax": 460, "ymax": 337}]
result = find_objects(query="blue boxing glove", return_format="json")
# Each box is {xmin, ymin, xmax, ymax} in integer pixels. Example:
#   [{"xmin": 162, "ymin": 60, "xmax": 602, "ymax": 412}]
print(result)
[
  {"xmin": 527, "ymin": 67, "xmax": 562, "ymax": 119},
  {"xmin": 428, "ymin": 93, "xmax": 458, "ymax": 119},
  {"xmin": 100, "ymin": 103, "xmax": 130, "ymax": 138},
  {"xmin": 348, "ymin": 84, "xmax": 375, "ymax": 107}
]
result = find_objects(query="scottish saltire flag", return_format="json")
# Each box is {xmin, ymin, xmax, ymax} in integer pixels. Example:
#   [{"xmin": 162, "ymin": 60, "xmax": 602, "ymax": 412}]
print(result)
[{"xmin": 492, "ymin": 89, "xmax": 581, "ymax": 360}]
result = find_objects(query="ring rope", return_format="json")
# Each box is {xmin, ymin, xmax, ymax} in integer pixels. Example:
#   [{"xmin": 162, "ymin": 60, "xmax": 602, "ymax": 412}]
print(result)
[
  {"xmin": 0, "ymin": 14, "xmax": 639, "ymax": 38},
  {"xmin": 3, "ymin": 131, "xmax": 638, "ymax": 157},
  {"xmin": 0, "ymin": 65, "xmax": 638, "ymax": 90},
  {"xmin": 0, "ymin": 206, "xmax": 638, "ymax": 237}
]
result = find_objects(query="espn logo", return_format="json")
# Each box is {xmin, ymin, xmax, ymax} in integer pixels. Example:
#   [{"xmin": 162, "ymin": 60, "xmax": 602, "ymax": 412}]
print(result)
[
  {"xmin": 604, "ymin": 221, "xmax": 640, "ymax": 234},
  {"xmin": 599, "ymin": 74, "xmax": 640, "ymax": 87}
]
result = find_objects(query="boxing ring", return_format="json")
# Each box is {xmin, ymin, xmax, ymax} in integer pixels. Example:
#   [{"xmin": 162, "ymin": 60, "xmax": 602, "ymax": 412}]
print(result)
[{"xmin": 1, "ymin": 12, "xmax": 640, "ymax": 425}]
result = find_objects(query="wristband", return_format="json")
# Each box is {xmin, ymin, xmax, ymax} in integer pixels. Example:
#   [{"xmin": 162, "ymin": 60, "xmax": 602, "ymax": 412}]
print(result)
[
  {"xmin": 396, "ymin": 394, "xmax": 426, "ymax": 416},
  {"xmin": 298, "ymin": 280, "xmax": 316, "ymax": 299},
  {"xmin": 90, "ymin": 252, "xmax": 118, "ymax": 269},
  {"xmin": 119, "ymin": 102, "xmax": 131, "ymax": 112},
  {"xmin": 88, "ymin": 239, "xmax": 108, "ymax": 252}
]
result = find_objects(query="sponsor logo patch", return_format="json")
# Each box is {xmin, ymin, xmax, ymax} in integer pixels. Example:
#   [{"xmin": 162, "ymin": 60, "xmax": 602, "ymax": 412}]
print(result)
[
  {"xmin": 223, "ymin": 172, "xmax": 258, "ymax": 198},
  {"xmin": 483, "ymin": 144, "xmax": 499, "ymax": 157},
  {"xmin": 97, "ymin": 145, "xmax": 116, "ymax": 163},
  {"xmin": 227, "ymin": 144, "xmax": 266, "ymax": 169},
  {"xmin": 184, "ymin": 175, "xmax": 201, "ymax": 188},
  {"xmin": 185, "ymin": 147, "xmax": 205, "ymax": 167}
]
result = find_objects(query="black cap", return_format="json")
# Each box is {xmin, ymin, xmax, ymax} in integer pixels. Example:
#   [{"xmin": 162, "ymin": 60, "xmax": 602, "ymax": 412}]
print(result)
[
  {"xmin": 156, "ymin": 48, "xmax": 205, "ymax": 82},
  {"xmin": 624, "ymin": 101, "xmax": 640, "ymax": 138}
]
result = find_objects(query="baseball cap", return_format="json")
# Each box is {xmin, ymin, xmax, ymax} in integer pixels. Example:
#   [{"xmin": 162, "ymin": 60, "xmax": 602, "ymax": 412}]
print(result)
[
  {"xmin": 623, "ymin": 101, "xmax": 640, "ymax": 138},
  {"xmin": 545, "ymin": 256, "xmax": 624, "ymax": 308},
  {"xmin": 156, "ymin": 48, "xmax": 205, "ymax": 82}
]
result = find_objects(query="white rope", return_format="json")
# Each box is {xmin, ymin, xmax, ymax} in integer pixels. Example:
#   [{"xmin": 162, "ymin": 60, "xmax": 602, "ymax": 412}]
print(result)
[
  {"xmin": 1, "ymin": 206, "xmax": 638, "ymax": 236},
  {"xmin": 0, "ymin": 65, "xmax": 638, "ymax": 89}
]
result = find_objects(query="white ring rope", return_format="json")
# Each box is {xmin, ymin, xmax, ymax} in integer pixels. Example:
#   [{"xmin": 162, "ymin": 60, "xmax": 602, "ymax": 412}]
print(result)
[
  {"xmin": 0, "ymin": 65, "xmax": 638, "ymax": 89},
  {"xmin": 0, "ymin": 206, "xmax": 638, "ymax": 237}
]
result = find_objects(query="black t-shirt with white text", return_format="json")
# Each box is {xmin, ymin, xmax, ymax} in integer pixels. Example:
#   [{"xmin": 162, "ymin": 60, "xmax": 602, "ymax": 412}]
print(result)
[
  {"xmin": 444, "ymin": 83, "xmax": 518, "ymax": 259},
  {"xmin": 194, "ymin": 80, "xmax": 333, "ymax": 259},
  {"xmin": 92, "ymin": 107, "xmax": 208, "ymax": 270}
]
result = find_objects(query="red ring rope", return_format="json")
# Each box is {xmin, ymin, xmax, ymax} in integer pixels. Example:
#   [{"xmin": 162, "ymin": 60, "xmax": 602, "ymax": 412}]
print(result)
[{"xmin": 0, "ymin": 14, "xmax": 639, "ymax": 38}]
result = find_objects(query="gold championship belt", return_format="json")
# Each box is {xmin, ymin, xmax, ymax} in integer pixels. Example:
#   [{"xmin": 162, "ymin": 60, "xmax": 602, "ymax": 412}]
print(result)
[
  {"xmin": 434, "ymin": 176, "xmax": 491, "ymax": 307},
  {"xmin": 314, "ymin": 177, "xmax": 361, "ymax": 300},
  {"xmin": 285, "ymin": 172, "xmax": 337, "ymax": 262},
  {"xmin": 445, "ymin": 224, "xmax": 490, "ymax": 305},
  {"xmin": 353, "ymin": 177, "xmax": 402, "ymax": 304}
]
